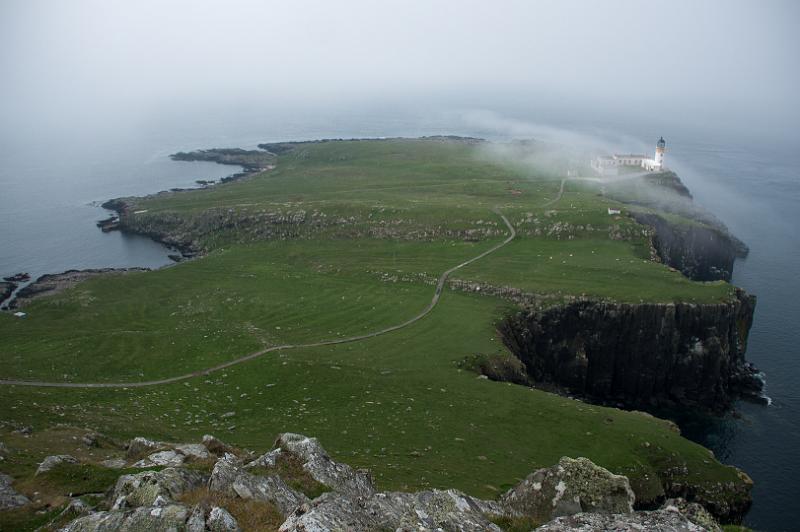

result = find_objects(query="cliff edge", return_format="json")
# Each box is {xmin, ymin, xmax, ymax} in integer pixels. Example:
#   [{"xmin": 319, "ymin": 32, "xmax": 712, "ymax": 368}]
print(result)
[{"xmin": 498, "ymin": 288, "xmax": 763, "ymax": 413}]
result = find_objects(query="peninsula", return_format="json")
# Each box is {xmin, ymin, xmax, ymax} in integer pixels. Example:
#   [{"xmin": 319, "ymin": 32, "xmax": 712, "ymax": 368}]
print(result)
[{"xmin": 0, "ymin": 137, "xmax": 761, "ymax": 530}]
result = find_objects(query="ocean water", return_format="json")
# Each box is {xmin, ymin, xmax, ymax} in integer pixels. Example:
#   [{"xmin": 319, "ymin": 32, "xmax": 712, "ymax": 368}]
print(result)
[
  {"xmin": 667, "ymin": 141, "xmax": 799, "ymax": 532},
  {"xmin": 0, "ymin": 112, "xmax": 796, "ymax": 530},
  {"xmin": 0, "ymin": 139, "xmax": 240, "ymax": 286}
]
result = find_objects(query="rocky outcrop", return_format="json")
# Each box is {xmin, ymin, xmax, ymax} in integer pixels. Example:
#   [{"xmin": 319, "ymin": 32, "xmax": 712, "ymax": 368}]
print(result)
[
  {"xmin": 132, "ymin": 450, "xmax": 187, "ymax": 468},
  {"xmin": 124, "ymin": 436, "xmax": 218, "ymax": 467},
  {"xmin": 632, "ymin": 212, "xmax": 748, "ymax": 282},
  {"xmin": 111, "ymin": 468, "xmax": 207, "ymax": 508},
  {"xmin": 498, "ymin": 289, "xmax": 762, "ymax": 413},
  {"xmin": 501, "ymin": 457, "xmax": 635, "ymax": 521},
  {"xmin": 535, "ymin": 509, "xmax": 706, "ymax": 531},
  {"xmin": 61, "ymin": 503, "xmax": 195, "ymax": 531},
  {"xmin": 273, "ymin": 433, "xmax": 375, "ymax": 498},
  {"xmin": 203, "ymin": 434, "xmax": 236, "ymax": 456},
  {"xmin": 0, "ymin": 473, "xmax": 29, "ymax": 509},
  {"xmin": 36, "ymin": 454, "xmax": 79, "ymax": 475},
  {"xmin": 55, "ymin": 433, "xmax": 731, "ymax": 531},
  {"xmin": 206, "ymin": 506, "xmax": 241, "ymax": 531},
  {"xmin": 661, "ymin": 498, "xmax": 722, "ymax": 532},
  {"xmin": 209, "ymin": 455, "xmax": 308, "ymax": 515},
  {"xmin": 280, "ymin": 489, "xmax": 503, "ymax": 532}
]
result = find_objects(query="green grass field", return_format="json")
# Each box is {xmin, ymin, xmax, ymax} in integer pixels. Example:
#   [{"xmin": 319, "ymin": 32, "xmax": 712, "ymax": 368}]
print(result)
[{"xmin": 0, "ymin": 138, "xmax": 745, "ymax": 513}]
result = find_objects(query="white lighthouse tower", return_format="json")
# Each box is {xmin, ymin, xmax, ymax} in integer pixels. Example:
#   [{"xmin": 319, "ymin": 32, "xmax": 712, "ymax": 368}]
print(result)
[{"xmin": 654, "ymin": 136, "xmax": 666, "ymax": 169}]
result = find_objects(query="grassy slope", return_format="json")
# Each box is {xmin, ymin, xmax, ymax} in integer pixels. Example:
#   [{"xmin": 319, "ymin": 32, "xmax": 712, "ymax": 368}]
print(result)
[{"xmin": 0, "ymin": 138, "xmax": 741, "ymax": 505}]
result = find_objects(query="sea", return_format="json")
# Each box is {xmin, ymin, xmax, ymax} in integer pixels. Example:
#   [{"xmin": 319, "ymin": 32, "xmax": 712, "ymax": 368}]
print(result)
[{"xmin": 0, "ymin": 107, "xmax": 797, "ymax": 531}]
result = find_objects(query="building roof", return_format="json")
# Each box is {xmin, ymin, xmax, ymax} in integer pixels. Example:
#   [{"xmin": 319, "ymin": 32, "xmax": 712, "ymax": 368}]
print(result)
[{"xmin": 613, "ymin": 154, "xmax": 647, "ymax": 159}]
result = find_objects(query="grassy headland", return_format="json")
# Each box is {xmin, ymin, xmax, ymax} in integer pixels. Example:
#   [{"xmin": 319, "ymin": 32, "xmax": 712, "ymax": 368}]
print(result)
[{"xmin": 0, "ymin": 138, "xmax": 748, "ymax": 518}]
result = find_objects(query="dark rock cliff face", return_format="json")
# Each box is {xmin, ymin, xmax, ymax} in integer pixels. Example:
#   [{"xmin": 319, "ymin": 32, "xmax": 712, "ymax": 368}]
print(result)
[
  {"xmin": 632, "ymin": 213, "xmax": 748, "ymax": 282},
  {"xmin": 498, "ymin": 289, "xmax": 763, "ymax": 413},
  {"xmin": 0, "ymin": 282, "xmax": 16, "ymax": 307}
]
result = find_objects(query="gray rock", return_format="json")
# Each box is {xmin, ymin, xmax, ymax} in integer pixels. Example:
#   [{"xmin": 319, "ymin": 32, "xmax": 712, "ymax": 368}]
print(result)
[
  {"xmin": 661, "ymin": 498, "xmax": 722, "ymax": 532},
  {"xmin": 209, "ymin": 455, "xmax": 307, "ymax": 515},
  {"xmin": 36, "ymin": 454, "xmax": 79, "ymax": 475},
  {"xmin": 279, "ymin": 492, "xmax": 378, "ymax": 532},
  {"xmin": 60, "ymin": 503, "xmax": 191, "ymax": 531},
  {"xmin": 51, "ymin": 498, "xmax": 92, "ymax": 525},
  {"xmin": 0, "ymin": 473, "xmax": 29, "ymax": 509},
  {"xmin": 245, "ymin": 448, "xmax": 282, "ymax": 469},
  {"xmin": 207, "ymin": 506, "xmax": 241, "ymax": 531},
  {"xmin": 111, "ymin": 467, "xmax": 207, "ymax": 509},
  {"xmin": 280, "ymin": 488, "xmax": 503, "ymax": 532},
  {"xmin": 82, "ymin": 433, "xmax": 99, "ymax": 448},
  {"xmin": 174, "ymin": 443, "xmax": 210, "ymax": 460},
  {"xmin": 132, "ymin": 450, "xmax": 186, "ymax": 468},
  {"xmin": 365, "ymin": 489, "xmax": 503, "ymax": 531},
  {"xmin": 126, "ymin": 437, "xmax": 164, "ymax": 459},
  {"xmin": 534, "ymin": 509, "xmax": 707, "ymax": 531},
  {"xmin": 274, "ymin": 433, "xmax": 375, "ymax": 498},
  {"xmin": 100, "ymin": 458, "xmax": 128, "ymax": 469},
  {"xmin": 500, "ymin": 457, "xmax": 635, "ymax": 521}
]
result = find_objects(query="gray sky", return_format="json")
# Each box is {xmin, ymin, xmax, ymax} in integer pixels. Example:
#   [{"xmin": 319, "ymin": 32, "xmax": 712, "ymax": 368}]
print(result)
[{"xmin": 1, "ymin": 0, "xmax": 797, "ymax": 143}]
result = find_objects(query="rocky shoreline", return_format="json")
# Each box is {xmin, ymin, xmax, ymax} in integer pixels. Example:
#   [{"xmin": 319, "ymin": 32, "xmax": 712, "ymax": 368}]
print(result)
[{"xmin": 8, "ymin": 268, "xmax": 150, "ymax": 309}]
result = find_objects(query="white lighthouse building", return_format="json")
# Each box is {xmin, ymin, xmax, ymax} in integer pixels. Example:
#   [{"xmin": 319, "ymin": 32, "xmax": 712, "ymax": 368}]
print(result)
[
  {"xmin": 591, "ymin": 137, "xmax": 666, "ymax": 176},
  {"xmin": 653, "ymin": 136, "xmax": 666, "ymax": 169}
]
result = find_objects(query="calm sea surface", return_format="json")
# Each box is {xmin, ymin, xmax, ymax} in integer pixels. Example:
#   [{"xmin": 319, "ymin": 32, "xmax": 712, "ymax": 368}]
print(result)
[{"xmin": 0, "ymin": 113, "xmax": 796, "ymax": 530}]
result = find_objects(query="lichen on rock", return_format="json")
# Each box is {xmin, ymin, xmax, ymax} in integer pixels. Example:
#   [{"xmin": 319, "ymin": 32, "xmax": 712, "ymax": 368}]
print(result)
[{"xmin": 500, "ymin": 456, "xmax": 635, "ymax": 521}]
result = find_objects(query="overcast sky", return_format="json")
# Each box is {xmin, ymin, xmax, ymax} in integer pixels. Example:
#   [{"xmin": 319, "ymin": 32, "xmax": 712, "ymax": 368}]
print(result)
[{"xmin": 1, "ymin": 0, "xmax": 797, "ymax": 143}]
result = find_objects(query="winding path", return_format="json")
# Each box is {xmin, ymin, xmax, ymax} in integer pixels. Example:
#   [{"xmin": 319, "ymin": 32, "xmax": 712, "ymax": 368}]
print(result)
[{"xmin": 0, "ymin": 212, "xmax": 517, "ymax": 389}]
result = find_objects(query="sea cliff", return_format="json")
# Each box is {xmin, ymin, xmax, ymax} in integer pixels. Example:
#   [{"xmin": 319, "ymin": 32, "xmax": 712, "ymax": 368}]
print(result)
[
  {"xmin": 498, "ymin": 289, "xmax": 763, "ymax": 413},
  {"xmin": 633, "ymin": 212, "xmax": 748, "ymax": 282}
]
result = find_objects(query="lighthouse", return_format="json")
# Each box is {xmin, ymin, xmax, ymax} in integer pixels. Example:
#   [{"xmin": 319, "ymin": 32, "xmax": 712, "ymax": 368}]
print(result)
[{"xmin": 654, "ymin": 137, "xmax": 666, "ymax": 169}]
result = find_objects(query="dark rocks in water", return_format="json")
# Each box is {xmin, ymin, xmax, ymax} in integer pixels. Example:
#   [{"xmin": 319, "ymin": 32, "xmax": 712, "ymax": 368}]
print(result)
[
  {"xmin": 10, "ymin": 268, "xmax": 150, "ymax": 308},
  {"xmin": 3, "ymin": 272, "xmax": 30, "ymax": 283},
  {"xmin": 633, "ymin": 212, "xmax": 748, "ymax": 282},
  {"xmin": 96, "ymin": 215, "xmax": 120, "ymax": 232},
  {"xmin": 167, "ymin": 254, "xmax": 183, "ymax": 262},
  {"xmin": 219, "ymin": 171, "xmax": 252, "ymax": 183},
  {"xmin": 498, "ymin": 289, "xmax": 762, "ymax": 415}
]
